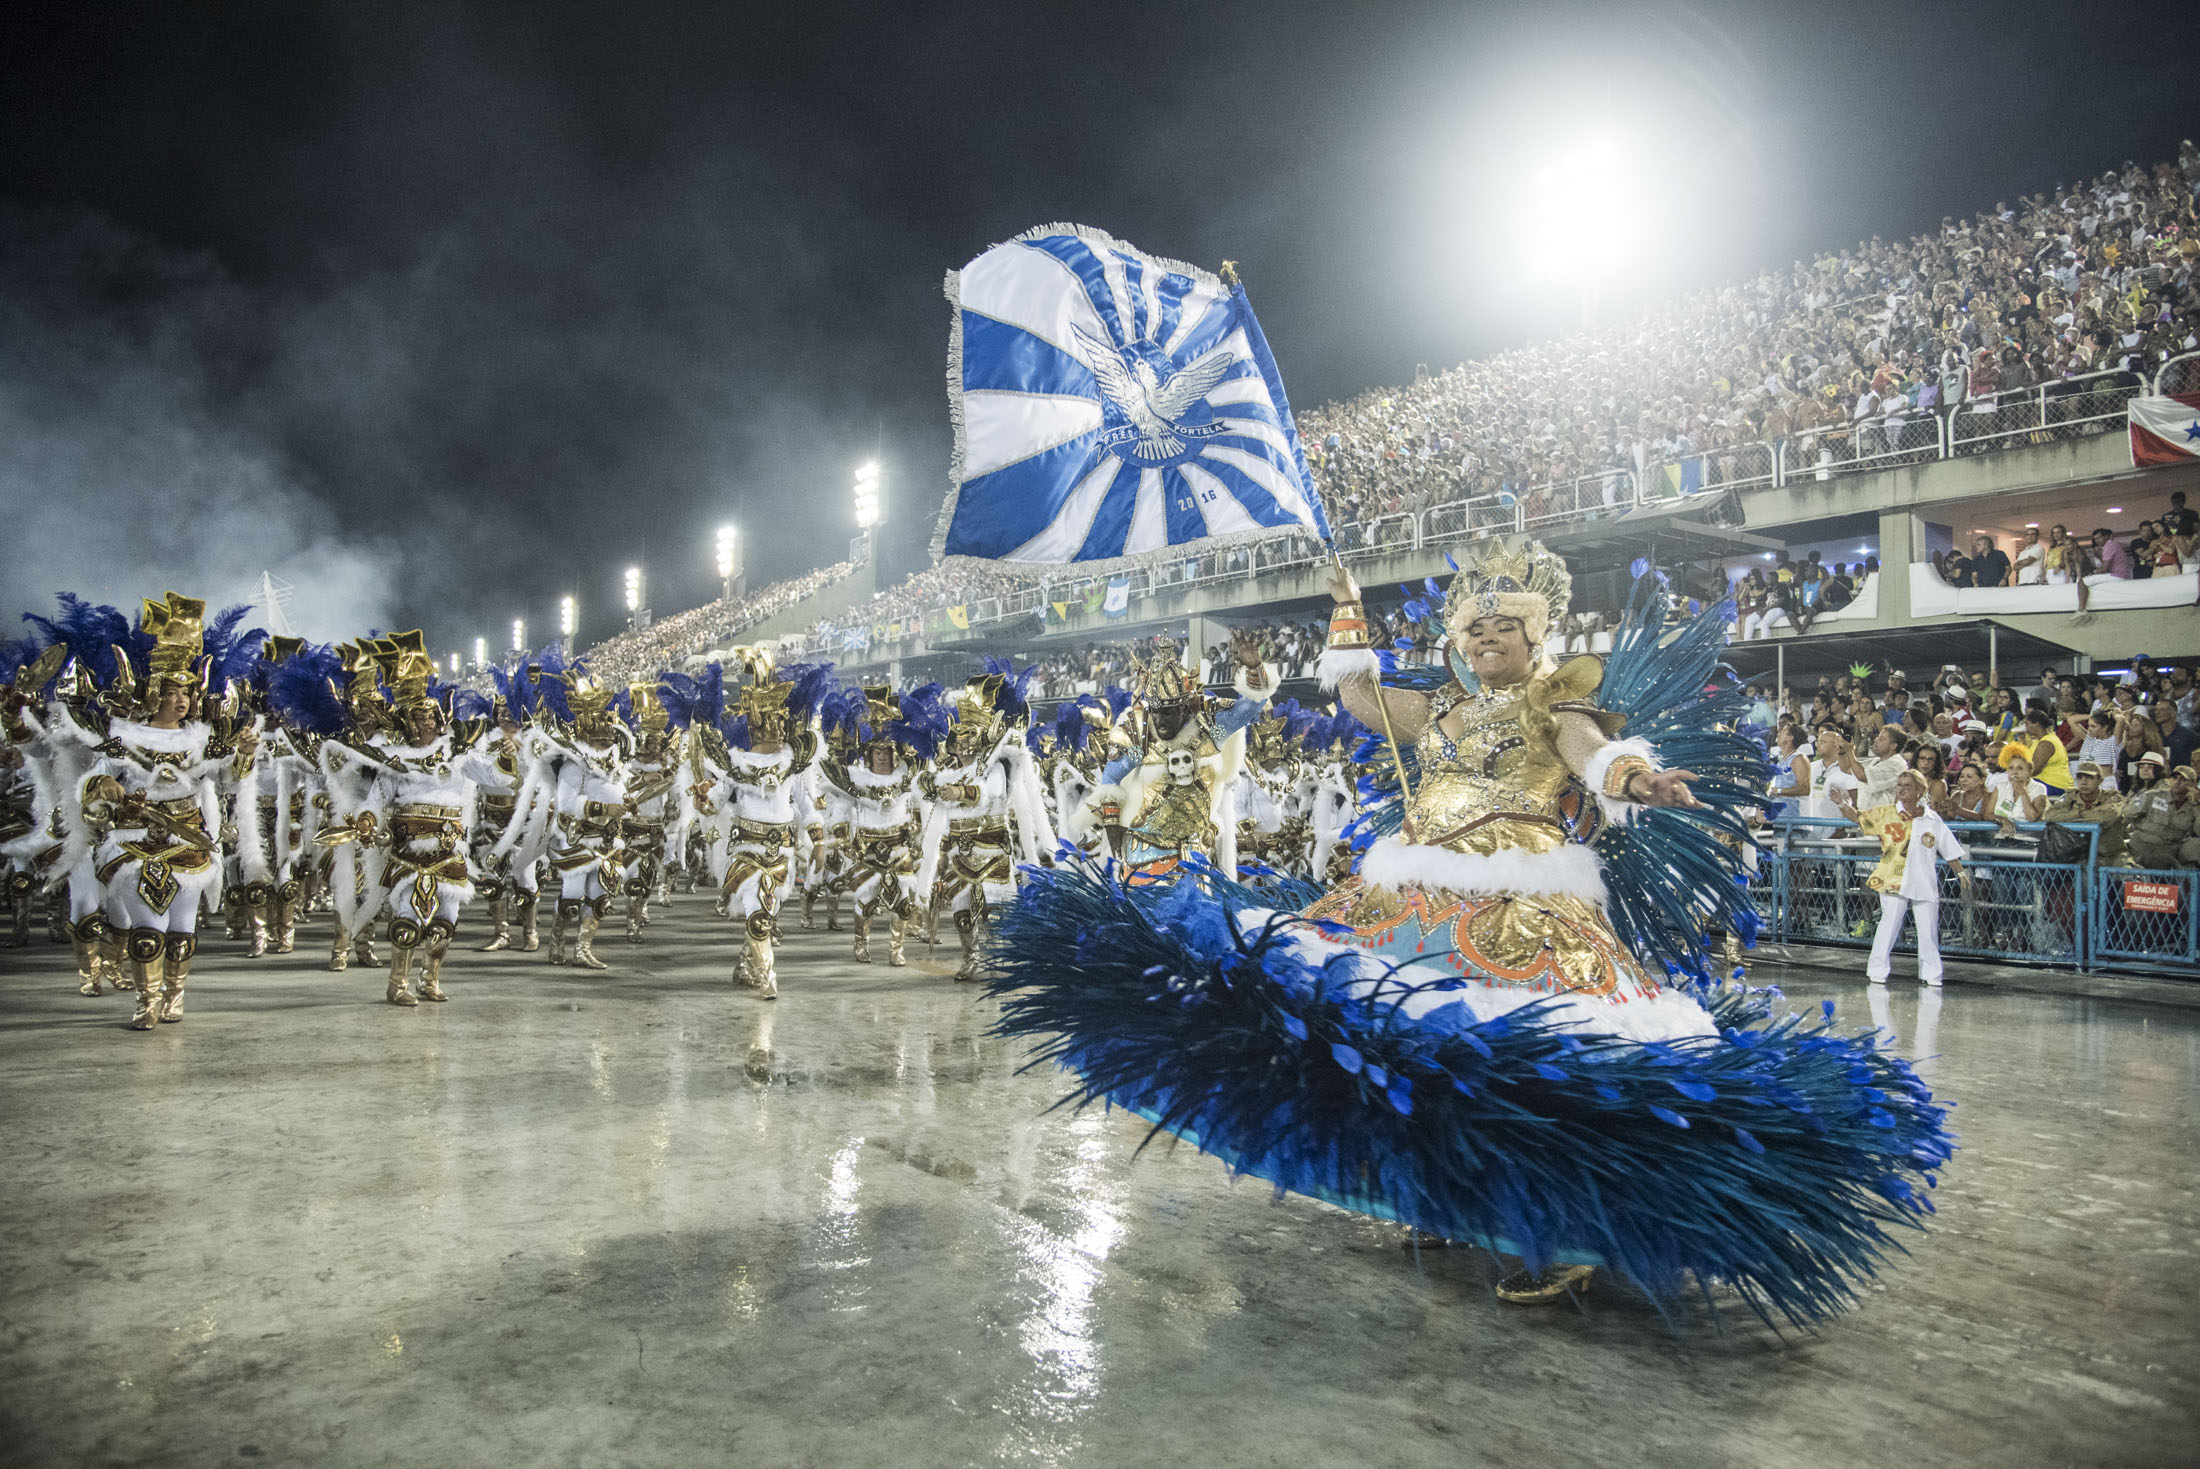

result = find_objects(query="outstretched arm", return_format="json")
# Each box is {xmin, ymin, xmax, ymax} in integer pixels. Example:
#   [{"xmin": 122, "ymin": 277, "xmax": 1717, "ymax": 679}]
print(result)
[{"xmin": 1317, "ymin": 563, "xmax": 1430, "ymax": 742}]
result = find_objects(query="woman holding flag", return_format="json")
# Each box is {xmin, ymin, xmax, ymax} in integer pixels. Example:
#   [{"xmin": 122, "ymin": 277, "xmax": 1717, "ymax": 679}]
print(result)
[{"xmin": 947, "ymin": 224, "xmax": 1955, "ymax": 1328}]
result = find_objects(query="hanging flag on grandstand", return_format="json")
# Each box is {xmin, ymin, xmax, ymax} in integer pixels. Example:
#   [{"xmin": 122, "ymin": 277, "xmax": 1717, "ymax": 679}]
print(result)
[
  {"xmin": 1103, "ymin": 576, "xmax": 1131, "ymax": 619},
  {"xmin": 2128, "ymin": 393, "xmax": 2200, "ymax": 467},
  {"xmin": 935, "ymin": 224, "xmax": 1331, "ymax": 571},
  {"xmin": 1657, "ymin": 457, "xmax": 1706, "ymax": 499}
]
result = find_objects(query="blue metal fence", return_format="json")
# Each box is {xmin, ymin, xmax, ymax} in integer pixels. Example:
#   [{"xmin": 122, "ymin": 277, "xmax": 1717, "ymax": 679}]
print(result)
[{"xmin": 1748, "ymin": 818, "xmax": 2198, "ymax": 979}]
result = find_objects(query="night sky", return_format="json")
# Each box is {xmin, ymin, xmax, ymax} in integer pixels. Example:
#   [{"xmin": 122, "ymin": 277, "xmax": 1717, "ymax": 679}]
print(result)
[{"xmin": 1, "ymin": 1, "xmax": 2190, "ymax": 651}]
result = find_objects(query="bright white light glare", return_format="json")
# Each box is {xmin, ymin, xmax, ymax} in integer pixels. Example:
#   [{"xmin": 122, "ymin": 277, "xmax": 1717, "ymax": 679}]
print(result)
[
  {"xmin": 1521, "ymin": 133, "xmax": 1642, "ymax": 282},
  {"xmin": 511, "ymin": 618, "xmax": 526, "ymax": 652},
  {"xmin": 559, "ymin": 596, "xmax": 576, "ymax": 639},
  {"xmin": 473, "ymin": 636, "xmax": 486, "ymax": 668},
  {"xmin": 624, "ymin": 566, "xmax": 642, "ymax": 612},
  {"xmin": 448, "ymin": 653, "xmax": 460, "ymax": 675},
  {"xmin": 714, "ymin": 525, "xmax": 738, "ymax": 580},
  {"xmin": 854, "ymin": 461, "xmax": 882, "ymax": 529}
]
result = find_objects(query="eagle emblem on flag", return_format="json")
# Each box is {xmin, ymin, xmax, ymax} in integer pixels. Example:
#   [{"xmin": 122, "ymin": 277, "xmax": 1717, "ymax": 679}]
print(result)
[{"xmin": 935, "ymin": 223, "xmax": 1330, "ymax": 570}]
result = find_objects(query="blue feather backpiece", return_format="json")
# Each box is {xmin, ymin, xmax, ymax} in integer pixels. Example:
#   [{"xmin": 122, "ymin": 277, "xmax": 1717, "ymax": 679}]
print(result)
[{"xmin": 1594, "ymin": 575, "xmax": 1772, "ymax": 983}]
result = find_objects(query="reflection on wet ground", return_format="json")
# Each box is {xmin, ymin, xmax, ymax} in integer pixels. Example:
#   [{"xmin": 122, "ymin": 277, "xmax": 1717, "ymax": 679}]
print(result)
[{"xmin": 1, "ymin": 911, "xmax": 2195, "ymax": 1467}]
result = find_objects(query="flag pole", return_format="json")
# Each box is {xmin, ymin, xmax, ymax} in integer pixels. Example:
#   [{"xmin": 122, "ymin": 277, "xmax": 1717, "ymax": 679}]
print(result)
[{"xmin": 1330, "ymin": 543, "xmax": 1419, "ymax": 843}]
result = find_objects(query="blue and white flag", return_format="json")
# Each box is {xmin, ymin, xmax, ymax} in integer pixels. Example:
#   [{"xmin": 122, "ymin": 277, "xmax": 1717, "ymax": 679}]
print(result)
[
  {"xmin": 935, "ymin": 224, "xmax": 1332, "ymax": 570},
  {"xmin": 1102, "ymin": 576, "xmax": 1131, "ymax": 619}
]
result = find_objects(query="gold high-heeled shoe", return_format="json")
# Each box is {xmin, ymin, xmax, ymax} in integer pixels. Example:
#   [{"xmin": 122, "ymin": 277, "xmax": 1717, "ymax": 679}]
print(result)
[{"xmin": 1494, "ymin": 1264, "xmax": 1594, "ymax": 1304}]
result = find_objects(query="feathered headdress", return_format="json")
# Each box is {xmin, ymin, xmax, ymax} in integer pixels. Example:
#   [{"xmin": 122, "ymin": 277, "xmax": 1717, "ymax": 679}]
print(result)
[
  {"xmin": 266, "ymin": 644, "xmax": 352, "ymax": 736},
  {"xmin": 199, "ymin": 604, "xmax": 267, "ymax": 699},
  {"xmin": 1444, "ymin": 539, "xmax": 1570, "ymax": 646},
  {"xmin": 21, "ymin": 594, "xmax": 132, "ymax": 688}
]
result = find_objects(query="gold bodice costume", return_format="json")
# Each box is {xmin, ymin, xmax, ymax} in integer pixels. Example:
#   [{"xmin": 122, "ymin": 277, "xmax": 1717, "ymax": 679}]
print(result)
[
  {"xmin": 1400, "ymin": 656, "xmax": 1620, "ymax": 857},
  {"xmin": 1305, "ymin": 657, "xmax": 1659, "ymax": 1003}
]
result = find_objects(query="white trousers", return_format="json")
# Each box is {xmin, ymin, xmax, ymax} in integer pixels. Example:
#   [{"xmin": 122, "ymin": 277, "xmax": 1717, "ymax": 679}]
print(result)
[{"xmin": 1868, "ymin": 893, "xmax": 1942, "ymax": 985}]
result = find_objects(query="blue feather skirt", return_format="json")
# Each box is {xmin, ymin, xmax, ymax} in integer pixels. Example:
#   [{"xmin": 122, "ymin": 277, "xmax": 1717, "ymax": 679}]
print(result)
[{"xmin": 986, "ymin": 860, "xmax": 1955, "ymax": 1330}]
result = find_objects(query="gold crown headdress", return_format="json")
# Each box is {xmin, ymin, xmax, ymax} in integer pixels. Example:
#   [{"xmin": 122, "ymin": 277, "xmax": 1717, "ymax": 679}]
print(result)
[
  {"xmin": 262, "ymin": 635, "xmax": 305, "ymax": 665},
  {"xmin": 952, "ymin": 677, "xmax": 1006, "ymax": 748},
  {"xmin": 142, "ymin": 592, "xmax": 206, "ymax": 687},
  {"xmin": 1130, "ymin": 639, "xmax": 1201, "ymax": 708},
  {"xmin": 1444, "ymin": 539, "xmax": 1571, "ymax": 647},
  {"xmin": 370, "ymin": 630, "xmax": 439, "ymax": 715},
  {"xmin": 629, "ymin": 682, "xmax": 670, "ymax": 735}
]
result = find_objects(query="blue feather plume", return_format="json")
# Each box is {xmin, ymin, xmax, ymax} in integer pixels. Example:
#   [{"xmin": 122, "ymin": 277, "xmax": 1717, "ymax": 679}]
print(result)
[{"xmin": 988, "ymin": 860, "xmax": 1953, "ymax": 1332}]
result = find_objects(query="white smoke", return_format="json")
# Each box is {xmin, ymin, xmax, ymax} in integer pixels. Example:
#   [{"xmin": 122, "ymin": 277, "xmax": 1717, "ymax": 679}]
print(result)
[{"xmin": 0, "ymin": 211, "xmax": 398, "ymax": 639}]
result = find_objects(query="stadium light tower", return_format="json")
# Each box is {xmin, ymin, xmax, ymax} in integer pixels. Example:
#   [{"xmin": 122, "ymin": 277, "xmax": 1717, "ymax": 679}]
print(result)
[
  {"xmin": 1522, "ymin": 134, "xmax": 1642, "ymax": 328},
  {"xmin": 559, "ymin": 595, "xmax": 576, "ymax": 644},
  {"xmin": 473, "ymin": 636, "xmax": 487, "ymax": 671},
  {"xmin": 853, "ymin": 461, "xmax": 882, "ymax": 565},
  {"xmin": 511, "ymin": 618, "xmax": 526, "ymax": 655},
  {"xmin": 715, "ymin": 524, "xmax": 741, "ymax": 602},
  {"xmin": 448, "ymin": 653, "xmax": 461, "ymax": 676}
]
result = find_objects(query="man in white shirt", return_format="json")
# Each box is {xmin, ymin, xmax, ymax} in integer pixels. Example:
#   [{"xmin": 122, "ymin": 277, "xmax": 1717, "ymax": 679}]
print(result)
[
  {"xmin": 1861, "ymin": 726, "xmax": 1908, "ymax": 807},
  {"xmin": 1836, "ymin": 770, "xmax": 1972, "ymax": 987}
]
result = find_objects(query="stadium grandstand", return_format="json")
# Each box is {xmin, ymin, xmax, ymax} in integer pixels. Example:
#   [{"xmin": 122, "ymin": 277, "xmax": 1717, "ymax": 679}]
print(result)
[{"xmin": 583, "ymin": 145, "xmax": 2198, "ymax": 699}]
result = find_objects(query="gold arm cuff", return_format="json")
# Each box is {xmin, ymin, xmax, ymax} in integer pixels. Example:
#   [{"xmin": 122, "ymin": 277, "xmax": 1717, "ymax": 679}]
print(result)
[
  {"xmin": 1327, "ymin": 601, "xmax": 1372, "ymax": 650},
  {"xmin": 1601, "ymin": 755, "xmax": 1654, "ymax": 800}
]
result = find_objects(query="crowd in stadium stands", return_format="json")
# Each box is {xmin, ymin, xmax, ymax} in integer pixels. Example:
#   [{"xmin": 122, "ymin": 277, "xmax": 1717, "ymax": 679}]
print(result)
[
  {"xmin": 764, "ymin": 147, "xmax": 2200, "ymax": 656},
  {"xmin": 1929, "ymin": 492, "xmax": 2199, "ymax": 589},
  {"xmin": 577, "ymin": 561, "xmax": 855, "ymax": 685},
  {"xmin": 1757, "ymin": 656, "xmax": 2200, "ymax": 867},
  {"xmin": 1297, "ymin": 145, "xmax": 2200, "ymax": 525}
]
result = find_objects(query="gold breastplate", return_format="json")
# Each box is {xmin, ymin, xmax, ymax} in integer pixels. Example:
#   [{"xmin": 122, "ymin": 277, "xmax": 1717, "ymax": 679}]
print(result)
[{"xmin": 1406, "ymin": 659, "xmax": 1608, "ymax": 857}]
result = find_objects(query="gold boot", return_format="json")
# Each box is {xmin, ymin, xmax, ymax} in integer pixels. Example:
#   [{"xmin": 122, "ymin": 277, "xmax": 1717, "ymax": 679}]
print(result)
[
  {"xmin": 274, "ymin": 881, "xmax": 301, "ymax": 953},
  {"xmin": 887, "ymin": 910, "xmax": 909, "ymax": 968},
  {"xmin": 516, "ymin": 892, "xmax": 541, "ymax": 952},
  {"xmin": 73, "ymin": 916, "xmax": 104, "ymax": 995},
  {"xmin": 157, "ymin": 934, "xmax": 194, "ymax": 1022},
  {"xmin": 550, "ymin": 899, "xmax": 579, "ymax": 964},
  {"xmin": 824, "ymin": 889, "xmax": 843, "ymax": 932},
  {"xmin": 851, "ymin": 907, "xmax": 872, "ymax": 964},
  {"xmin": 479, "ymin": 891, "xmax": 511, "ymax": 951},
  {"xmin": 739, "ymin": 910, "xmax": 776, "ymax": 997},
  {"xmin": 100, "ymin": 928, "xmax": 131, "ymax": 991},
  {"xmin": 1722, "ymin": 930, "xmax": 1746, "ymax": 978},
  {"xmin": 953, "ymin": 908, "xmax": 982, "ymax": 982},
  {"xmin": 328, "ymin": 922, "xmax": 351, "ymax": 972},
  {"xmin": 128, "ymin": 929, "xmax": 164, "ymax": 1029},
  {"xmin": 385, "ymin": 919, "xmax": 420, "ymax": 1006},
  {"xmin": 243, "ymin": 883, "xmax": 271, "ymax": 957},
  {"xmin": 574, "ymin": 904, "xmax": 610, "ymax": 971},
  {"xmin": 1494, "ymin": 1264, "xmax": 1594, "ymax": 1304},
  {"xmin": 355, "ymin": 933, "xmax": 378, "ymax": 967},
  {"xmin": 800, "ymin": 886, "xmax": 818, "ymax": 931},
  {"xmin": 625, "ymin": 893, "xmax": 645, "ymax": 943},
  {"xmin": 416, "ymin": 919, "xmax": 453, "ymax": 1001}
]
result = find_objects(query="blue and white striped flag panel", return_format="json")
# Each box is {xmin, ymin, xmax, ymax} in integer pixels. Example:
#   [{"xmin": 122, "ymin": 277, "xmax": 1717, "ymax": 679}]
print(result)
[{"xmin": 936, "ymin": 224, "xmax": 1331, "ymax": 569}]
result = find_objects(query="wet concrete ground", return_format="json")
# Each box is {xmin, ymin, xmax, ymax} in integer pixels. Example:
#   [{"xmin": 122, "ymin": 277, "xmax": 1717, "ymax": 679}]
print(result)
[{"xmin": 1, "ymin": 905, "xmax": 2194, "ymax": 1468}]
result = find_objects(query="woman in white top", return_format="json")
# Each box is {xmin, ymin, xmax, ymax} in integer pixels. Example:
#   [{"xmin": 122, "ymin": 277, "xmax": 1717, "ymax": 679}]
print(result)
[
  {"xmin": 2012, "ymin": 526, "xmax": 2047, "ymax": 586},
  {"xmin": 2075, "ymin": 711, "xmax": 2122, "ymax": 791},
  {"xmin": 1985, "ymin": 752, "xmax": 2048, "ymax": 832}
]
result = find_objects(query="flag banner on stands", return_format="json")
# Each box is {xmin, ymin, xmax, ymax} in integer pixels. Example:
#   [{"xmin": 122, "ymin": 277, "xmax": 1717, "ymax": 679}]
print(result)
[
  {"xmin": 935, "ymin": 223, "xmax": 1331, "ymax": 571},
  {"xmin": 2129, "ymin": 393, "xmax": 2200, "ymax": 467},
  {"xmin": 1082, "ymin": 585, "xmax": 1106, "ymax": 614},
  {"xmin": 946, "ymin": 605, "xmax": 970, "ymax": 630},
  {"xmin": 1103, "ymin": 576, "xmax": 1131, "ymax": 619},
  {"xmin": 1658, "ymin": 457, "xmax": 1705, "ymax": 498}
]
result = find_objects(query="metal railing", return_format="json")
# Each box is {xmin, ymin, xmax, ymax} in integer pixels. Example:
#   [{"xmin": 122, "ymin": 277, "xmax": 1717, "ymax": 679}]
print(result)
[
  {"xmin": 2156, "ymin": 349, "xmax": 2200, "ymax": 398},
  {"xmin": 1948, "ymin": 369, "xmax": 2144, "ymax": 457},
  {"xmin": 1751, "ymin": 818, "xmax": 2199, "ymax": 978},
  {"xmin": 800, "ymin": 382, "xmax": 2157, "ymax": 662}
]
